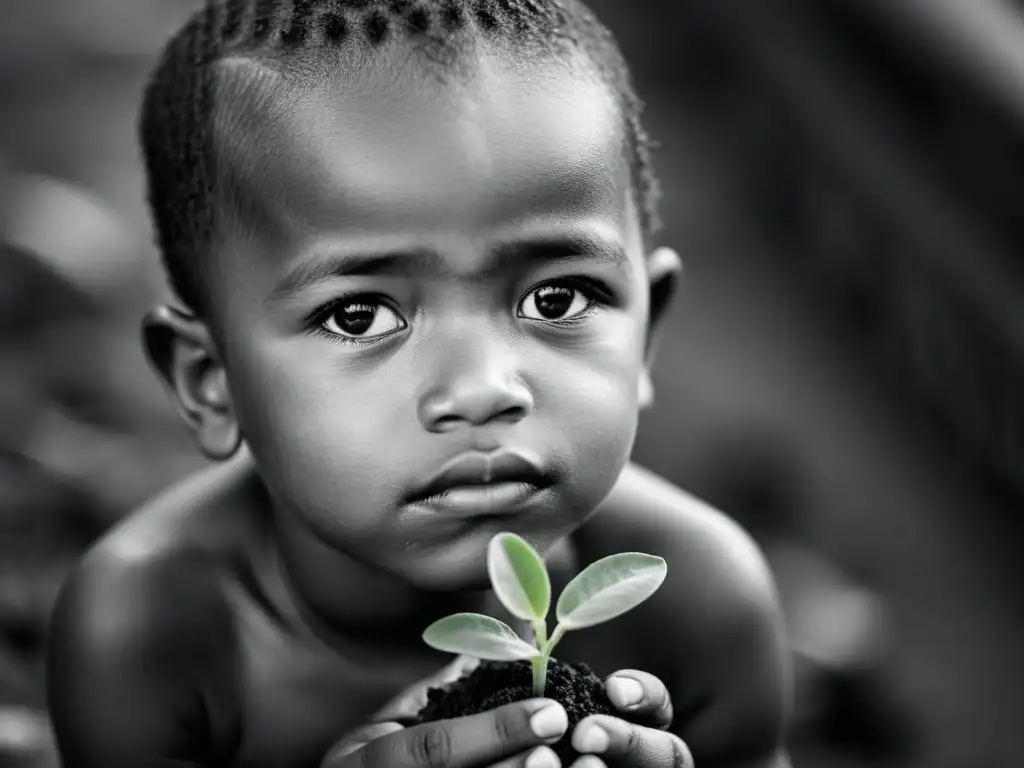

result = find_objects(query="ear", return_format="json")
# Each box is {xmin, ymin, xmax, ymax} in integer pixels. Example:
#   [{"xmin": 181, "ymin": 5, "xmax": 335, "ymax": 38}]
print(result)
[
  {"xmin": 141, "ymin": 305, "xmax": 241, "ymax": 460},
  {"xmin": 639, "ymin": 246, "xmax": 683, "ymax": 411}
]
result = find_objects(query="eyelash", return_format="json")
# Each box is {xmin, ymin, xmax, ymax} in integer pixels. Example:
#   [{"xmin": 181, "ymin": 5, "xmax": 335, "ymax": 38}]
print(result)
[
  {"xmin": 523, "ymin": 276, "xmax": 610, "ymax": 326},
  {"xmin": 308, "ymin": 297, "xmax": 403, "ymax": 346},
  {"xmin": 307, "ymin": 276, "xmax": 614, "ymax": 345}
]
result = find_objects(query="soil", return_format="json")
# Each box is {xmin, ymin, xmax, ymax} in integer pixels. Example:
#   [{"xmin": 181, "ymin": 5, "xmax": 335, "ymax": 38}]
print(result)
[{"xmin": 413, "ymin": 658, "xmax": 615, "ymax": 766}]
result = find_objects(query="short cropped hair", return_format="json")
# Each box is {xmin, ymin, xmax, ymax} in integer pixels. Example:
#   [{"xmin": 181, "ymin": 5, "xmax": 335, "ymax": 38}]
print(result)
[{"xmin": 139, "ymin": 0, "xmax": 662, "ymax": 312}]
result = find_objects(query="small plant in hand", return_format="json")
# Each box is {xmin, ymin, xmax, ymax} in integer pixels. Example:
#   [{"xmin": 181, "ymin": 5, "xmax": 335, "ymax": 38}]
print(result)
[{"xmin": 416, "ymin": 532, "xmax": 667, "ymax": 764}]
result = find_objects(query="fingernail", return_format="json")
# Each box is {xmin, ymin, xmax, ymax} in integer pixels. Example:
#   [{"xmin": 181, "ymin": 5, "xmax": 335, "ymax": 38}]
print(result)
[
  {"xmin": 607, "ymin": 677, "xmax": 644, "ymax": 708},
  {"xmin": 573, "ymin": 722, "xmax": 609, "ymax": 754},
  {"xmin": 525, "ymin": 745, "xmax": 560, "ymax": 768},
  {"xmin": 530, "ymin": 703, "xmax": 569, "ymax": 740}
]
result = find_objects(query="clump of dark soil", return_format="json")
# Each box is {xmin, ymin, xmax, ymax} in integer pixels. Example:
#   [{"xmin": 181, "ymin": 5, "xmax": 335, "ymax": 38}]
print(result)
[{"xmin": 414, "ymin": 658, "xmax": 614, "ymax": 765}]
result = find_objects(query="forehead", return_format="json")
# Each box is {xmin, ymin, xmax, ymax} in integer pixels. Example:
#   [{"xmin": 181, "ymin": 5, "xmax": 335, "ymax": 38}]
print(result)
[{"xmin": 210, "ymin": 42, "xmax": 634, "ymax": 245}]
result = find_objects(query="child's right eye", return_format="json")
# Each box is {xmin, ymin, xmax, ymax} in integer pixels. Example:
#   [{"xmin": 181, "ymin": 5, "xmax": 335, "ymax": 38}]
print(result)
[{"xmin": 314, "ymin": 296, "xmax": 407, "ymax": 344}]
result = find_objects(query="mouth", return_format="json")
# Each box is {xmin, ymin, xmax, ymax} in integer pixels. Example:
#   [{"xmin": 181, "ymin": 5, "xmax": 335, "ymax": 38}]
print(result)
[
  {"xmin": 417, "ymin": 481, "xmax": 547, "ymax": 516},
  {"xmin": 407, "ymin": 450, "xmax": 555, "ymax": 518}
]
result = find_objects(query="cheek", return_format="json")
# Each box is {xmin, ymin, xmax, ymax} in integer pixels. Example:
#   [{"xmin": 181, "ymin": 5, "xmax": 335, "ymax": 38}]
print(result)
[
  {"xmin": 536, "ymin": 319, "xmax": 644, "ymax": 491},
  {"xmin": 224, "ymin": 339, "xmax": 403, "ymax": 531},
  {"xmin": 550, "ymin": 312, "xmax": 645, "ymax": 401}
]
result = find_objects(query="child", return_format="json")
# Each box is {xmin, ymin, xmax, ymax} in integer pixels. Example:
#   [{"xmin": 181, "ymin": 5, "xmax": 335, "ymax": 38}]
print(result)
[{"xmin": 46, "ymin": 1, "xmax": 792, "ymax": 766}]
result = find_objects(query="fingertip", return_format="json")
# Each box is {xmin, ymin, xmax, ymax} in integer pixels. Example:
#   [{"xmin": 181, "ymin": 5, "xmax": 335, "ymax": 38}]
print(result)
[
  {"xmin": 524, "ymin": 745, "xmax": 560, "ymax": 768},
  {"xmin": 528, "ymin": 700, "xmax": 569, "ymax": 741},
  {"xmin": 521, "ymin": 697, "xmax": 564, "ymax": 713},
  {"xmin": 571, "ymin": 718, "xmax": 610, "ymax": 754},
  {"xmin": 672, "ymin": 734, "xmax": 696, "ymax": 768},
  {"xmin": 606, "ymin": 676, "xmax": 644, "ymax": 709}
]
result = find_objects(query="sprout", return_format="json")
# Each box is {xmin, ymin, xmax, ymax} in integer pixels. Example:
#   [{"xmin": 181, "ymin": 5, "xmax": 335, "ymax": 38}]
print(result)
[{"xmin": 422, "ymin": 532, "xmax": 668, "ymax": 697}]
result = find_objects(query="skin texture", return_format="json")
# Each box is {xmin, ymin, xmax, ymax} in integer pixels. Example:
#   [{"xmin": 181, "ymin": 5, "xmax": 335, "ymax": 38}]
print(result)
[
  {"xmin": 47, "ymin": 39, "xmax": 791, "ymax": 768},
  {"xmin": 173, "ymin": 41, "xmax": 666, "ymax": 628}
]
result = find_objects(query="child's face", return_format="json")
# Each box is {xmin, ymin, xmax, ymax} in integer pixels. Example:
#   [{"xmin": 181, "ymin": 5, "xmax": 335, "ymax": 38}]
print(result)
[{"xmin": 194, "ymin": 46, "xmax": 666, "ymax": 589}]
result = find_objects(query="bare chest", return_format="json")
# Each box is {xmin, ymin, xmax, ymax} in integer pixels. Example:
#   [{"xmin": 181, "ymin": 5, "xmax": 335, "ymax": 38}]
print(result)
[
  {"xmin": 224, "ymin": 599, "xmax": 670, "ymax": 768},
  {"xmin": 220, "ymin": 530, "xmax": 677, "ymax": 767},
  {"xmin": 225, "ymin": 584, "xmax": 426, "ymax": 768}
]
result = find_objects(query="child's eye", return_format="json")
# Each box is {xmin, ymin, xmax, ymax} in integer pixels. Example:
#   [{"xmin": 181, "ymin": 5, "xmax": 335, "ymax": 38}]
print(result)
[
  {"xmin": 518, "ymin": 279, "xmax": 600, "ymax": 323},
  {"xmin": 317, "ymin": 297, "xmax": 407, "ymax": 342}
]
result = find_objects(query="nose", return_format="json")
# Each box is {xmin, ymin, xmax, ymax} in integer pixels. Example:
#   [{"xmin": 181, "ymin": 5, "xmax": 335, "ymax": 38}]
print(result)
[{"xmin": 417, "ymin": 327, "xmax": 534, "ymax": 433}]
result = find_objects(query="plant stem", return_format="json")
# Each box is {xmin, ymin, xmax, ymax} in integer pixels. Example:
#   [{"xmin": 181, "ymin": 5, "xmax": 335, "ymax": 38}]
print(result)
[
  {"xmin": 531, "ymin": 619, "xmax": 548, "ymax": 651},
  {"xmin": 543, "ymin": 624, "xmax": 566, "ymax": 656},
  {"xmin": 531, "ymin": 654, "xmax": 549, "ymax": 698},
  {"xmin": 531, "ymin": 620, "xmax": 549, "ymax": 697}
]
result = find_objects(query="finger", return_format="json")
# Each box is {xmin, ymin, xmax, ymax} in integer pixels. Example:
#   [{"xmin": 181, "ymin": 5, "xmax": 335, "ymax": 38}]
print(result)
[
  {"xmin": 373, "ymin": 655, "xmax": 482, "ymax": 723},
  {"xmin": 604, "ymin": 670, "xmax": 673, "ymax": 730},
  {"xmin": 567, "ymin": 758, "xmax": 607, "ymax": 768},
  {"xmin": 571, "ymin": 715, "xmax": 694, "ymax": 768},
  {"xmin": 490, "ymin": 745, "xmax": 562, "ymax": 768},
  {"xmin": 441, "ymin": 654, "xmax": 483, "ymax": 681},
  {"xmin": 321, "ymin": 722, "xmax": 405, "ymax": 764},
  {"xmin": 357, "ymin": 698, "xmax": 569, "ymax": 768}
]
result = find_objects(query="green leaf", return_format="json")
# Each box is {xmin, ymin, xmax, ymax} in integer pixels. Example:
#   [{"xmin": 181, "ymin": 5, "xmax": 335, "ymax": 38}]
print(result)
[
  {"xmin": 422, "ymin": 613, "xmax": 540, "ymax": 661},
  {"xmin": 487, "ymin": 533, "xmax": 551, "ymax": 622},
  {"xmin": 555, "ymin": 553, "xmax": 667, "ymax": 630}
]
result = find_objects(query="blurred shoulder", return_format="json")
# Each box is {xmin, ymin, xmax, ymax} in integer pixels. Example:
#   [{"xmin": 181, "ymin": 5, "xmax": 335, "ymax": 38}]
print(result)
[
  {"xmin": 48, "ymin": 459, "xmax": 243, "ymax": 680},
  {"xmin": 89, "ymin": 450, "xmax": 263, "ymax": 567},
  {"xmin": 583, "ymin": 462, "xmax": 791, "ymax": 761},
  {"xmin": 46, "ymin": 460, "xmax": 251, "ymax": 764},
  {"xmin": 588, "ymin": 461, "xmax": 782, "ymax": 617},
  {"xmin": 47, "ymin": 454, "xmax": 259, "ymax": 695}
]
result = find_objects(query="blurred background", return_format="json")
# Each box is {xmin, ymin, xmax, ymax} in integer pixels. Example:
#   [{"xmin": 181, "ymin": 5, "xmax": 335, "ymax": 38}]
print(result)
[{"xmin": 2, "ymin": 0, "xmax": 1023, "ymax": 766}]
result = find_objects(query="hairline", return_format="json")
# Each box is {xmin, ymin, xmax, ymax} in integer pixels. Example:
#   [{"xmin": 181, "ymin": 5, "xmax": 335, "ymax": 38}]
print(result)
[
  {"xmin": 143, "ymin": 1, "xmax": 659, "ymax": 313},
  {"xmin": 194, "ymin": 35, "xmax": 648, "ymax": 316}
]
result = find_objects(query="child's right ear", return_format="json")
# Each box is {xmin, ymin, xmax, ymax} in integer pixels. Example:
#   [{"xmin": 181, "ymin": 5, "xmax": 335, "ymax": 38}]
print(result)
[{"xmin": 141, "ymin": 305, "xmax": 240, "ymax": 460}]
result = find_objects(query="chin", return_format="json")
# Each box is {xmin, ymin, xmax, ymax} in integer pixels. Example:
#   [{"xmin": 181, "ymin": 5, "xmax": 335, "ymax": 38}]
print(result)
[{"xmin": 399, "ymin": 549, "xmax": 493, "ymax": 593}]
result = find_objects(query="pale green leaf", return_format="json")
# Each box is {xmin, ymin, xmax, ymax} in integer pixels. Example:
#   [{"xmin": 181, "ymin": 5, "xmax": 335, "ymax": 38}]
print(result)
[
  {"xmin": 422, "ymin": 613, "xmax": 540, "ymax": 661},
  {"xmin": 555, "ymin": 553, "xmax": 667, "ymax": 630},
  {"xmin": 487, "ymin": 532, "xmax": 551, "ymax": 621}
]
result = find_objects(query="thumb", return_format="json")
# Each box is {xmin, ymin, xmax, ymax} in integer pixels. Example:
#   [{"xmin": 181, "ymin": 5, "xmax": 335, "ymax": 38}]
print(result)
[{"xmin": 371, "ymin": 655, "xmax": 481, "ymax": 724}]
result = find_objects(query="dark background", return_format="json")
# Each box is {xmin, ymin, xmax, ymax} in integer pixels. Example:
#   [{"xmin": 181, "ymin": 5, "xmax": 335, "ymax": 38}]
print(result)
[{"xmin": 2, "ymin": 1, "xmax": 1023, "ymax": 766}]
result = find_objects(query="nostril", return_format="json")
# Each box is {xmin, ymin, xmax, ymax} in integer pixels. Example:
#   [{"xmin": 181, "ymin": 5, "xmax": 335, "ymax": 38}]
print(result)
[
  {"xmin": 497, "ymin": 404, "xmax": 528, "ymax": 423},
  {"xmin": 432, "ymin": 414, "xmax": 462, "ymax": 432},
  {"xmin": 417, "ymin": 367, "xmax": 534, "ymax": 433},
  {"xmin": 427, "ymin": 404, "xmax": 529, "ymax": 433}
]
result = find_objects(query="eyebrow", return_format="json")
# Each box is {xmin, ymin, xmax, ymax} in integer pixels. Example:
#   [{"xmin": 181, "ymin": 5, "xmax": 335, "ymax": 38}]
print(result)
[{"xmin": 268, "ymin": 230, "xmax": 630, "ymax": 302}]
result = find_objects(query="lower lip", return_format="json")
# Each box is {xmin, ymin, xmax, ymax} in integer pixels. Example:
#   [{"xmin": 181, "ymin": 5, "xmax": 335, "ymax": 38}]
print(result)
[{"xmin": 413, "ymin": 482, "xmax": 545, "ymax": 517}]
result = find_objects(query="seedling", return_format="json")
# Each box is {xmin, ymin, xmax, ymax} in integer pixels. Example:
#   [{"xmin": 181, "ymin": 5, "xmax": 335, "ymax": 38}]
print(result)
[{"xmin": 422, "ymin": 532, "xmax": 668, "ymax": 698}]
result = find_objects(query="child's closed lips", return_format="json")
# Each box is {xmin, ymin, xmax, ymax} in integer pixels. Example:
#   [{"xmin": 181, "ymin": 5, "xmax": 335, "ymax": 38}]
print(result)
[{"xmin": 403, "ymin": 448, "xmax": 557, "ymax": 518}]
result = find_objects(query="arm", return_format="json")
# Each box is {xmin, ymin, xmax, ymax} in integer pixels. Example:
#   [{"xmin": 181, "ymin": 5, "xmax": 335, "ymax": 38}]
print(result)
[
  {"xmin": 594, "ymin": 464, "xmax": 795, "ymax": 767},
  {"xmin": 47, "ymin": 550, "xmax": 239, "ymax": 768},
  {"xmin": 669, "ymin": 517, "xmax": 794, "ymax": 768},
  {"xmin": 602, "ymin": 545, "xmax": 794, "ymax": 768}
]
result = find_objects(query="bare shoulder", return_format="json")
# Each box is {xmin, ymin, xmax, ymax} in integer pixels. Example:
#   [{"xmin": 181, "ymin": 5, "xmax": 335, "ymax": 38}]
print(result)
[
  {"xmin": 50, "ymin": 453, "xmax": 258, "ymax": 675},
  {"xmin": 47, "ymin": 459, "xmax": 251, "ymax": 766},
  {"xmin": 581, "ymin": 461, "xmax": 792, "ymax": 766},
  {"xmin": 49, "ymin": 525, "xmax": 237, "ymax": 697},
  {"xmin": 92, "ymin": 451, "xmax": 262, "ymax": 564},
  {"xmin": 588, "ymin": 462, "xmax": 782, "ymax": 619}
]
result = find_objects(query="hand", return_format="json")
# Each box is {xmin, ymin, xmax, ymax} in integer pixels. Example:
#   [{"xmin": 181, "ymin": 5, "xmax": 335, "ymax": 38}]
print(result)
[
  {"xmin": 321, "ymin": 655, "xmax": 571, "ymax": 768},
  {"xmin": 567, "ymin": 669, "xmax": 694, "ymax": 768}
]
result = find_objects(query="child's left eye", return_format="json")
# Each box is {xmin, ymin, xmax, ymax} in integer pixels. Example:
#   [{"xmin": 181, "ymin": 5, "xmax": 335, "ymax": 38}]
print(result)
[{"xmin": 518, "ymin": 280, "xmax": 600, "ymax": 323}]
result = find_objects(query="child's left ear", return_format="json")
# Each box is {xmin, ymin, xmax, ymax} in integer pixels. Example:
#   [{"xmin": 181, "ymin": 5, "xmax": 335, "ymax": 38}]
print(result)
[{"xmin": 640, "ymin": 246, "xmax": 683, "ymax": 411}]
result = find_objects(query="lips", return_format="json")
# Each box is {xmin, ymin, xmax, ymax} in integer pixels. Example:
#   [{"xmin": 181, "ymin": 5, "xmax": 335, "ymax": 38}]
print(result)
[{"xmin": 408, "ymin": 450, "xmax": 554, "ymax": 509}]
